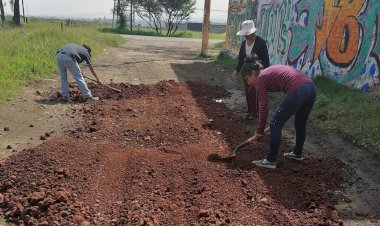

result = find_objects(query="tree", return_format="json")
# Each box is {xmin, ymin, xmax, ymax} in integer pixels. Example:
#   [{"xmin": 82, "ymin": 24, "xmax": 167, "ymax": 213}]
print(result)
[
  {"xmin": 135, "ymin": 0, "xmax": 163, "ymax": 35},
  {"xmin": 112, "ymin": 0, "xmax": 116, "ymax": 28},
  {"xmin": 0, "ymin": 0, "xmax": 5, "ymax": 23},
  {"xmin": 159, "ymin": 0, "xmax": 195, "ymax": 36},
  {"xmin": 129, "ymin": 0, "xmax": 134, "ymax": 31},
  {"xmin": 116, "ymin": 0, "xmax": 129, "ymax": 30},
  {"xmin": 21, "ymin": 0, "xmax": 25, "ymax": 23},
  {"xmin": 135, "ymin": 0, "xmax": 195, "ymax": 36},
  {"xmin": 10, "ymin": 0, "xmax": 20, "ymax": 24}
]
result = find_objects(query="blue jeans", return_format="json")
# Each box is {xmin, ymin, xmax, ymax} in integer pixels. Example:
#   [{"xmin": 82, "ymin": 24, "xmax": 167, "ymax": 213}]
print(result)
[
  {"xmin": 55, "ymin": 53, "xmax": 92, "ymax": 98},
  {"xmin": 266, "ymin": 83, "xmax": 316, "ymax": 162}
]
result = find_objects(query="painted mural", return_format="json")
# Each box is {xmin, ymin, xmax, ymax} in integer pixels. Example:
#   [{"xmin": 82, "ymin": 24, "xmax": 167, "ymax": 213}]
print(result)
[{"xmin": 227, "ymin": 0, "xmax": 380, "ymax": 91}]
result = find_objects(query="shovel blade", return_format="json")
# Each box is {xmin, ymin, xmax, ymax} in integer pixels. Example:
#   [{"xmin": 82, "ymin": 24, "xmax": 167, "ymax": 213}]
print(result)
[
  {"xmin": 208, "ymin": 153, "xmax": 236, "ymax": 162},
  {"xmin": 208, "ymin": 140, "xmax": 250, "ymax": 163}
]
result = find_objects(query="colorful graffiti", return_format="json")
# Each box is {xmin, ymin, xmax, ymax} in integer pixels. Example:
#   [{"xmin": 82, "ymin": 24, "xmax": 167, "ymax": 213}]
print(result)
[{"xmin": 227, "ymin": 0, "xmax": 380, "ymax": 91}]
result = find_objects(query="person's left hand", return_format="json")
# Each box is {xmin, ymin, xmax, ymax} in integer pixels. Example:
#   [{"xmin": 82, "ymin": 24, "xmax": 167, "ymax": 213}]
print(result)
[{"xmin": 247, "ymin": 132, "xmax": 264, "ymax": 143}]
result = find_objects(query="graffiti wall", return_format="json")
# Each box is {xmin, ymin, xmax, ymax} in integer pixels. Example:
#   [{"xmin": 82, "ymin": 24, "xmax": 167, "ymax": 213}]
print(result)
[{"xmin": 227, "ymin": 0, "xmax": 380, "ymax": 91}]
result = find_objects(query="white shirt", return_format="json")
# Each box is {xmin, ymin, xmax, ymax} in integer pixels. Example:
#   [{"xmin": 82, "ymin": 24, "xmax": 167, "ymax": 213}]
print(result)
[{"xmin": 245, "ymin": 41, "xmax": 255, "ymax": 56}]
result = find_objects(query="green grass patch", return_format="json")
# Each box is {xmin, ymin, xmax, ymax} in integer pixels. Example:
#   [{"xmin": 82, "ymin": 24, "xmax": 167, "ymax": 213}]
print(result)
[
  {"xmin": 214, "ymin": 56, "xmax": 237, "ymax": 70},
  {"xmin": 103, "ymin": 27, "xmax": 226, "ymax": 40},
  {"xmin": 0, "ymin": 19, "xmax": 124, "ymax": 102},
  {"xmin": 213, "ymin": 57, "xmax": 380, "ymax": 155},
  {"xmin": 311, "ymin": 76, "xmax": 380, "ymax": 154},
  {"xmin": 188, "ymin": 31, "xmax": 226, "ymax": 40}
]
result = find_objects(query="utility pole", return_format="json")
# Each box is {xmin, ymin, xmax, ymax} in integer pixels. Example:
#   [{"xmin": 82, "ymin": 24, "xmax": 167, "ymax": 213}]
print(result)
[
  {"xmin": 130, "ymin": 0, "xmax": 133, "ymax": 31},
  {"xmin": 0, "ymin": 0, "xmax": 5, "ymax": 23},
  {"xmin": 21, "ymin": 0, "xmax": 25, "ymax": 23},
  {"xmin": 225, "ymin": 2, "xmax": 231, "ymax": 48},
  {"xmin": 112, "ymin": 0, "xmax": 116, "ymax": 28},
  {"xmin": 201, "ymin": 0, "xmax": 211, "ymax": 55},
  {"xmin": 12, "ymin": 0, "xmax": 20, "ymax": 25}
]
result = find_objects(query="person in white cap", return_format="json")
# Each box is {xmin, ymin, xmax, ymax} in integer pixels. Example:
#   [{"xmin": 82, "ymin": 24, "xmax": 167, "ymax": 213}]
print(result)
[{"xmin": 231, "ymin": 20, "xmax": 270, "ymax": 120}]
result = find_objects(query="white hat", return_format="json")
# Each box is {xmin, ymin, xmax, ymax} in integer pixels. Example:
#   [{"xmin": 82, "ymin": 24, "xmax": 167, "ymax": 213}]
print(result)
[{"xmin": 236, "ymin": 20, "xmax": 257, "ymax": 36}]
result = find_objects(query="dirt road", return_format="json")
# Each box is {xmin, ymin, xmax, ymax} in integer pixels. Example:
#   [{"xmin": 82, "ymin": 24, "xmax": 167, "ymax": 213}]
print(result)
[{"xmin": 0, "ymin": 35, "xmax": 379, "ymax": 225}]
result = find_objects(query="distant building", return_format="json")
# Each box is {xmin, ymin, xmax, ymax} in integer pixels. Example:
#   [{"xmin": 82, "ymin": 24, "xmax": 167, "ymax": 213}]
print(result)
[
  {"xmin": 186, "ymin": 22, "xmax": 226, "ymax": 33},
  {"xmin": 187, "ymin": 22, "xmax": 203, "ymax": 31}
]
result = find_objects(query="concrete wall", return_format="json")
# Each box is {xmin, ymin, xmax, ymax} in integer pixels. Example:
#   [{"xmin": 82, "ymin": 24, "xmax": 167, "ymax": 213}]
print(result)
[{"xmin": 227, "ymin": 0, "xmax": 380, "ymax": 91}]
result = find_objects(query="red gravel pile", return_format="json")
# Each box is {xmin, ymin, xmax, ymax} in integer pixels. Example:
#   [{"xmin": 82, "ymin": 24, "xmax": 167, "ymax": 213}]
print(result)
[{"xmin": 0, "ymin": 81, "xmax": 345, "ymax": 225}]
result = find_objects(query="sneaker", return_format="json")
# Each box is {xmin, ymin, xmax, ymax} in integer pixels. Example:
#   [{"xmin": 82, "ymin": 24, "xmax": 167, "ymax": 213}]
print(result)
[
  {"xmin": 283, "ymin": 151, "xmax": 304, "ymax": 161},
  {"xmin": 86, "ymin": 96, "xmax": 99, "ymax": 101},
  {"xmin": 252, "ymin": 159, "xmax": 276, "ymax": 169},
  {"xmin": 245, "ymin": 114, "xmax": 257, "ymax": 120}
]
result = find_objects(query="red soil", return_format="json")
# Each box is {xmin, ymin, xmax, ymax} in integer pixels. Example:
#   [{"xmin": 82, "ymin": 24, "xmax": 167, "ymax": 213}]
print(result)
[{"xmin": 0, "ymin": 81, "xmax": 345, "ymax": 225}]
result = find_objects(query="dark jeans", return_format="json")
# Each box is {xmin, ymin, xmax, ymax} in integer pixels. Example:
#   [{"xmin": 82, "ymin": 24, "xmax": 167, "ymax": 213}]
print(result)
[
  {"xmin": 242, "ymin": 74, "xmax": 258, "ymax": 117},
  {"xmin": 266, "ymin": 83, "xmax": 316, "ymax": 162}
]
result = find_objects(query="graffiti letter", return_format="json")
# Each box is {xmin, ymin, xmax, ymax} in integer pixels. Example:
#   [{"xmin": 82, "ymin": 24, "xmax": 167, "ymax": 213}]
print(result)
[
  {"xmin": 326, "ymin": 0, "xmax": 365, "ymax": 66},
  {"xmin": 313, "ymin": 1, "xmax": 340, "ymax": 62}
]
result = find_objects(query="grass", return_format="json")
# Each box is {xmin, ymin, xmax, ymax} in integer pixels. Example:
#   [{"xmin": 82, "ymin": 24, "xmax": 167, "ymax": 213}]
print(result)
[
  {"xmin": 214, "ymin": 55, "xmax": 238, "ymax": 70},
  {"xmin": 0, "ymin": 18, "xmax": 124, "ymax": 102},
  {"xmin": 189, "ymin": 31, "xmax": 226, "ymax": 40},
  {"xmin": 103, "ymin": 27, "xmax": 226, "ymax": 40},
  {"xmin": 311, "ymin": 76, "xmax": 380, "ymax": 154},
  {"xmin": 213, "ymin": 55, "xmax": 380, "ymax": 155}
]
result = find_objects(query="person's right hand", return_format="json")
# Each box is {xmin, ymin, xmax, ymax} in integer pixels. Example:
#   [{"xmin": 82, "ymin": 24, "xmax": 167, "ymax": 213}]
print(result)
[
  {"xmin": 231, "ymin": 70, "xmax": 238, "ymax": 80},
  {"xmin": 247, "ymin": 132, "xmax": 264, "ymax": 143}
]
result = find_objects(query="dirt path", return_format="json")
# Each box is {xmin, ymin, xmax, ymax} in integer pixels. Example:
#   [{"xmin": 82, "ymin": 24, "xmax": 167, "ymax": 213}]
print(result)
[{"xmin": 0, "ymin": 35, "xmax": 379, "ymax": 225}]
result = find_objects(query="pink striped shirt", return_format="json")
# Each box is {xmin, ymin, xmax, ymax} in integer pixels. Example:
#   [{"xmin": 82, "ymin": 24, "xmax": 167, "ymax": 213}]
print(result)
[{"xmin": 255, "ymin": 65, "xmax": 312, "ymax": 134}]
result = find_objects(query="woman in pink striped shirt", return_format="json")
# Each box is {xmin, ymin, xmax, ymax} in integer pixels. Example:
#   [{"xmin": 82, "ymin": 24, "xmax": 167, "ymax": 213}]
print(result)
[{"xmin": 242, "ymin": 56, "xmax": 316, "ymax": 169}]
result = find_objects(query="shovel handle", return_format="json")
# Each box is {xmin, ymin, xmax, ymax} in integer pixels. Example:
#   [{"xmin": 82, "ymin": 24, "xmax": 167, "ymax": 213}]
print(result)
[
  {"xmin": 83, "ymin": 75, "xmax": 122, "ymax": 93},
  {"xmin": 229, "ymin": 127, "xmax": 270, "ymax": 158},
  {"xmin": 230, "ymin": 140, "xmax": 249, "ymax": 157}
]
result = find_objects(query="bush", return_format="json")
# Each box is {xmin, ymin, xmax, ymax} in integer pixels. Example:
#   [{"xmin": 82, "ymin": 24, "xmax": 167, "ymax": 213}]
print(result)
[{"xmin": 217, "ymin": 48, "xmax": 236, "ymax": 60}]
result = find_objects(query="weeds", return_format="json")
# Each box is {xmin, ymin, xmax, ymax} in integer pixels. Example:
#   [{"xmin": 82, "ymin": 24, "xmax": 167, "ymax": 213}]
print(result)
[
  {"xmin": 214, "ymin": 48, "xmax": 237, "ymax": 71},
  {"xmin": 311, "ymin": 76, "xmax": 380, "ymax": 154}
]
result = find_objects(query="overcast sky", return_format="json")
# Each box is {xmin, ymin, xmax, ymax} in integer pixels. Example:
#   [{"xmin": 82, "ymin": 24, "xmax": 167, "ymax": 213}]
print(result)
[{"xmin": 4, "ymin": 0, "xmax": 229, "ymax": 23}]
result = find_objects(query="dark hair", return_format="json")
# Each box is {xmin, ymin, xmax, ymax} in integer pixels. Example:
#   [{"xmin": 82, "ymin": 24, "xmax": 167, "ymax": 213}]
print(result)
[
  {"xmin": 241, "ymin": 53, "xmax": 263, "ymax": 77},
  {"xmin": 82, "ymin": 44, "xmax": 92, "ymax": 56}
]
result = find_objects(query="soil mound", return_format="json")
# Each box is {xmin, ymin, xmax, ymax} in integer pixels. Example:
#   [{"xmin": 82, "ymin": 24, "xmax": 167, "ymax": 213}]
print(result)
[{"xmin": 0, "ymin": 81, "xmax": 345, "ymax": 225}]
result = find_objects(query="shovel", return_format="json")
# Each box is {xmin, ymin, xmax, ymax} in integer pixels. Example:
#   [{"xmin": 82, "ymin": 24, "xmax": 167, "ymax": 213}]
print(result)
[
  {"xmin": 208, "ymin": 127, "xmax": 270, "ymax": 163},
  {"xmin": 208, "ymin": 139, "xmax": 252, "ymax": 163},
  {"xmin": 83, "ymin": 74, "xmax": 122, "ymax": 93},
  {"xmin": 227, "ymin": 127, "xmax": 270, "ymax": 161}
]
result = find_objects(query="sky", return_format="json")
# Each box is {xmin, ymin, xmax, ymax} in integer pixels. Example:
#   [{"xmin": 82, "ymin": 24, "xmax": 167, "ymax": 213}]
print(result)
[{"xmin": 4, "ymin": 0, "xmax": 229, "ymax": 23}]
